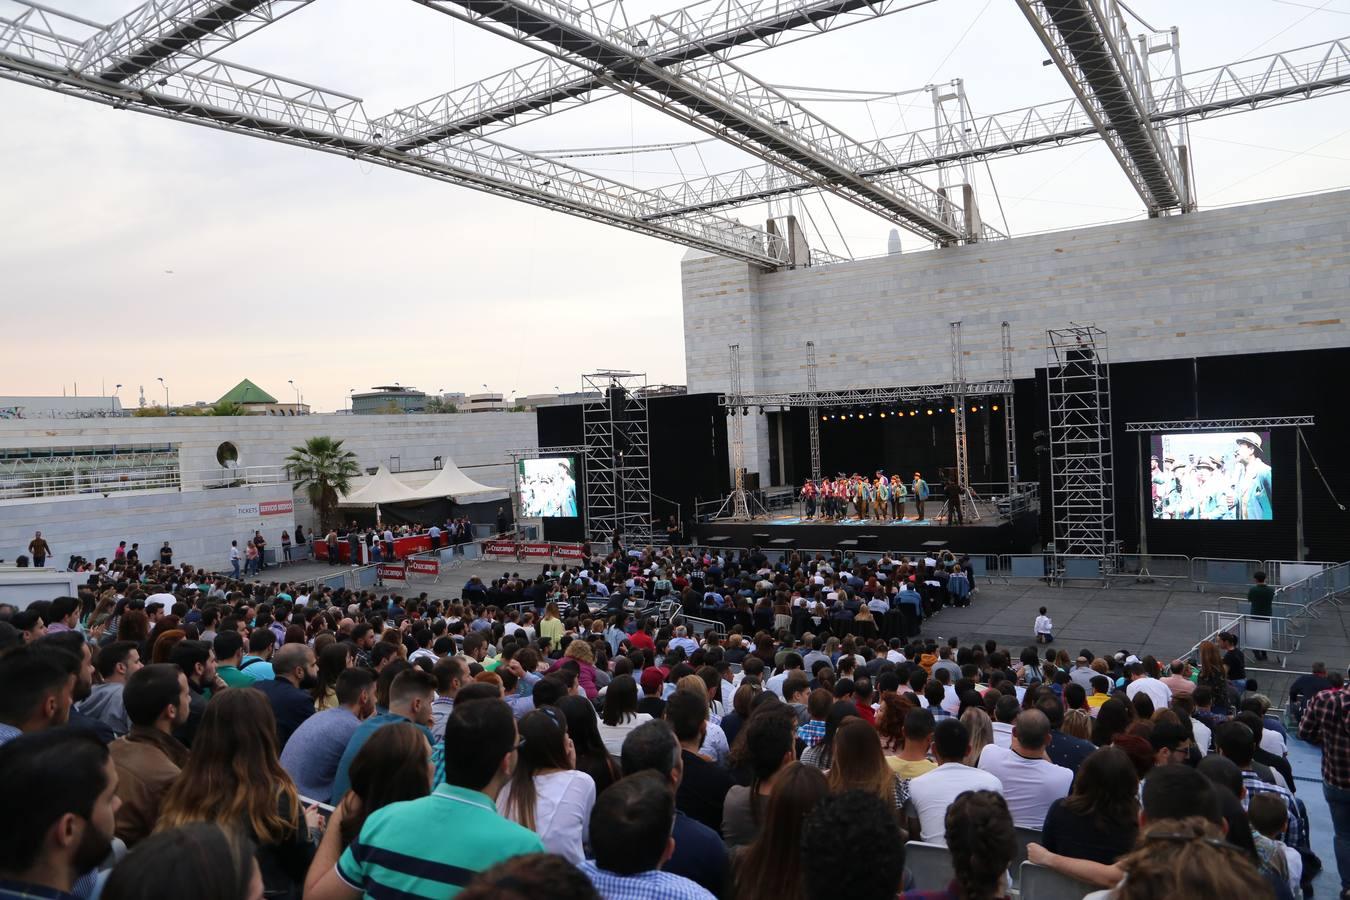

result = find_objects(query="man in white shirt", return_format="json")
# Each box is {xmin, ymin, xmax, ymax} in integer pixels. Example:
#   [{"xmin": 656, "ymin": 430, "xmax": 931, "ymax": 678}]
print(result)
[
  {"xmin": 668, "ymin": 625, "xmax": 698, "ymax": 657},
  {"xmin": 906, "ymin": 718, "xmax": 1004, "ymax": 845},
  {"xmin": 991, "ymin": 695, "xmax": 1019, "ymax": 748},
  {"xmin": 976, "ymin": 710, "xmax": 1074, "ymax": 830},
  {"xmin": 1124, "ymin": 662, "xmax": 1172, "ymax": 711},
  {"xmin": 867, "ymin": 595, "xmax": 890, "ymax": 615},
  {"xmin": 765, "ymin": 652, "xmax": 805, "ymax": 698}
]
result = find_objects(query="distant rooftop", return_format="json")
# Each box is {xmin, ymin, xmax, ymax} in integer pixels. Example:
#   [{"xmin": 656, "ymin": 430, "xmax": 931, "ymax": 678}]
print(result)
[{"xmin": 217, "ymin": 379, "xmax": 277, "ymax": 405}]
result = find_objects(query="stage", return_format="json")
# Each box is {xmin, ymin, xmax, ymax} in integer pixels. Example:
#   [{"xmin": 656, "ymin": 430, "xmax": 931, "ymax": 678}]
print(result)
[{"xmin": 691, "ymin": 509, "xmax": 1040, "ymax": 555}]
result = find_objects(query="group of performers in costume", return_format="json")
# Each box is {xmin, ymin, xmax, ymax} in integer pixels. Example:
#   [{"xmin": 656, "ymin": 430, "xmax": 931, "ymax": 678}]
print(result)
[
  {"xmin": 800, "ymin": 472, "xmax": 931, "ymax": 521},
  {"xmin": 1150, "ymin": 432, "xmax": 1273, "ymax": 521}
]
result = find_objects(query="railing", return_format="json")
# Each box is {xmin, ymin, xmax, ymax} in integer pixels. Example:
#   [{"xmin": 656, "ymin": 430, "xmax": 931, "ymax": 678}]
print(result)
[
  {"xmin": 1271, "ymin": 559, "xmax": 1350, "ymax": 619},
  {"xmin": 0, "ymin": 465, "xmax": 290, "ymax": 501},
  {"xmin": 1195, "ymin": 610, "xmax": 1301, "ymax": 665}
]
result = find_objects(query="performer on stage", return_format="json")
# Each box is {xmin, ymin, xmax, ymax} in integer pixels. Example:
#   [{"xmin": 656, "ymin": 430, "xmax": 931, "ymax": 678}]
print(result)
[
  {"xmin": 875, "ymin": 475, "xmax": 891, "ymax": 522},
  {"xmin": 801, "ymin": 478, "xmax": 818, "ymax": 519},
  {"xmin": 1231, "ymin": 432, "xmax": 1272, "ymax": 521},
  {"xmin": 912, "ymin": 472, "xmax": 929, "ymax": 520},
  {"xmin": 890, "ymin": 474, "xmax": 906, "ymax": 520}
]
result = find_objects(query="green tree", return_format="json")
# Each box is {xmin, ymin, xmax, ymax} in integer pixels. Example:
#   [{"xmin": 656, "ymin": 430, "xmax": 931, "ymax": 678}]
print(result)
[
  {"xmin": 132, "ymin": 406, "xmax": 166, "ymax": 417},
  {"xmin": 424, "ymin": 397, "xmax": 457, "ymax": 414},
  {"xmin": 210, "ymin": 401, "xmax": 247, "ymax": 416},
  {"xmin": 284, "ymin": 436, "xmax": 361, "ymax": 531}
]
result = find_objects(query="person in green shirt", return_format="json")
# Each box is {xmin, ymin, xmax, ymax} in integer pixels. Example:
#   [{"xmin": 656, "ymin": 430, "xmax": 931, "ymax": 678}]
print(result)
[
  {"xmin": 306, "ymin": 698, "xmax": 542, "ymax": 900},
  {"xmin": 1247, "ymin": 570, "xmax": 1276, "ymax": 661},
  {"xmin": 211, "ymin": 632, "xmax": 254, "ymax": 688}
]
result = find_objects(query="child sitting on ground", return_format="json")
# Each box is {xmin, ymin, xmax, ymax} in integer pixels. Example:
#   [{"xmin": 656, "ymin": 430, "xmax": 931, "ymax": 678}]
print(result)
[
  {"xmin": 1248, "ymin": 792, "xmax": 1301, "ymax": 899},
  {"xmin": 1034, "ymin": 606, "xmax": 1054, "ymax": 644}
]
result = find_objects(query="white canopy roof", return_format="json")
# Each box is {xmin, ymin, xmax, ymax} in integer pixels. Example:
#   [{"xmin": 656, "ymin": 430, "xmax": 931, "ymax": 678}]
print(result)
[
  {"xmin": 337, "ymin": 460, "xmax": 507, "ymax": 507},
  {"xmin": 404, "ymin": 457, "xmax": 507, "ymax": 504},
  {"xmin": 337, "ymin": 465, "xmax": 421, "ymax": 506}
]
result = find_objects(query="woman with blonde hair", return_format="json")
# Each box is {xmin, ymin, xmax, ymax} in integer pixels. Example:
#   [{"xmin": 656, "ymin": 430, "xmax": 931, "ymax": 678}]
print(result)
[
  {"xmin": 826, "ymin": 718, "xmax": 908, "ymax": 817},
  {"xmin": 539, "ymin": 601, "xmax": 565, "ymax": 652},
  {"xmin": 549, "ymin": 638, "xmax": 598, "ymax": 698},
  {"xmin": 1061, "ymin": 708, "xmax": 1094, "ymax": 740},
  {"xmin": 960, "ymin": 707, "xmax": 994, "ymax": 767},
  {"xmin": 159, "ymin": 689, "xmax": 317, "ymax": 899},
  {"xmin": 676, "ymin": 674, "xmax": 731, "ymax": 765}
]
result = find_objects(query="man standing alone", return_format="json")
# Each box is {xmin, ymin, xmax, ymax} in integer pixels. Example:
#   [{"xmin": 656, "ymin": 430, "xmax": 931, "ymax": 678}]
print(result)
[
  {"xmin": 912, "ymin": 472, "xmax": 928, "ymax": 521},
  {"xmin": 27, "ymin": 531, "xmax": 50, "ymax": 568},
  {"xmin": 1247, "ymin": 570, "xmax": 1275, "ymax": 661}
]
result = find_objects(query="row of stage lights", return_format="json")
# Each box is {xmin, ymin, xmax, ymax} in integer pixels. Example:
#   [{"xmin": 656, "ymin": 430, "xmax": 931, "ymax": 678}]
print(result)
[
  {"xmin": 822, "ymin": 404, "xmax": 999, "ymax": 420},
  {"xmin": 725, "ymin": 403, "xmax": 1000, "ymax": 416}
]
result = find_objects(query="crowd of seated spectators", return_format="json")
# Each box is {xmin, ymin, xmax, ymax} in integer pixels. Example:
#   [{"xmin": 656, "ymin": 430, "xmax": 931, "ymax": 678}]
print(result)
[{"xmin": 0, "ymin": 542, "xmax": 1343, "ymax": 900}]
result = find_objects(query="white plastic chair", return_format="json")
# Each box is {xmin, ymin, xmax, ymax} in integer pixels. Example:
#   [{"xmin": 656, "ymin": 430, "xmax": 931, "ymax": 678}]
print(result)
[
  {"xmin": 904, "ymin": 841, "xmax": 955, "ymax": 891},
  {"xmin": 1018, "ymin": 861, "xmax": 1097, "ymax": 900}
]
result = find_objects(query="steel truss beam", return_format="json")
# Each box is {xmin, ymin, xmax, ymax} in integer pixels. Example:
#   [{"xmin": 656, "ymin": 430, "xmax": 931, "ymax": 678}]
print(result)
[
  {"xmin": 384, "ymin": 0, "xmax": 928, "ymax": 149},
  {"xmin": 720, "ymin": 380, "xmax": 1012, "ymax": 409},
  {"xmin": 1124, "ymin": 416, "xmax": 1314, "ymax": 433},
  {"xmin": 76, "ymin": 0, "xmax": 315, "ymax": 86},
  {"xmin": 582, "ymin": 371, "xmax": 652, "ymax": 543},
  {"xmin": 418, "ymin": 0, "xmax": 980, "ymax": 245},
  {"xmin": 0, "ymin": 6, "xmax": 784, "ymax": 267},
  {"xmin": 644, "ymin": 35, "xmax": 1350, "ymax": 219},
  {"xmin": 1016, "ymin": 0, "xmax": 1187, "ymax": 214}
]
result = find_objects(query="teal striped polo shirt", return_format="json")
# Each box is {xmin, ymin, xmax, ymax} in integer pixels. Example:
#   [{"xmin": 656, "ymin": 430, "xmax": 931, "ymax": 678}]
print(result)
[{"xmin": 336, "ymin": 784, "xmax": 544, "ymax": 898}]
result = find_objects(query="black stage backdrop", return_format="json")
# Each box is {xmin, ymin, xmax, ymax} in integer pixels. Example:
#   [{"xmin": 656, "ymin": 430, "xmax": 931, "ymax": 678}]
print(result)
[
  {"xmin": 1031, "ymin": 346, "xmax": 1350, "ymax": 562},
  {"xmin": 537, "ymin": 393, "xmax": 730, "ymax": 529},
  {"xmin": 773, "ymin": 401, "xmax": 1013, "ymax": 489}
]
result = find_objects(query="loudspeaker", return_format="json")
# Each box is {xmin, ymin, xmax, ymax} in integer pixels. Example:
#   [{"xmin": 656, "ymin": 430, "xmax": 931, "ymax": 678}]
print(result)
[{"xmin": 743, "ymin": 471, "xmax": 760, "ymax": 492}]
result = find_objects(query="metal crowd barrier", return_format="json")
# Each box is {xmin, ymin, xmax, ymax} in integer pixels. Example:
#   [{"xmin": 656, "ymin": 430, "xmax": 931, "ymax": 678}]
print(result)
[
  {"xmin": 1263, "ymin": 559, "xmax": 1336, "ymax": 586},
  {"xmin": 1198, "ymin": 609, "xmax": 1300, "ymax": 665},
  {"xmin": 1190, "ymin": 557, "xmax": 1263, "ymax": 591},
  {"xmin": 1111, "ymin": 553, "xmax": 1192, "ymax": 583},
  {"xmin": 1000, "ymin": 554, "xmax": 1053, "ymax": 582},
  {"xmin": 680, "ymin": 613, "xmax": 728, "ymax": 637},
  {"xmin": 1271, "ymin": 559, "xmax": 1350, "ymax": 619}
]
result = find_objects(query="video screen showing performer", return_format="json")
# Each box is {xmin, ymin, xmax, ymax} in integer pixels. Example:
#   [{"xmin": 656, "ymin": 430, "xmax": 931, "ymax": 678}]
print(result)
[
  {"xmin": 1149, "ymin": 431, "xmax": 1272, "ymax": 521},
  {"xmin": 518, "ymin": 457, "xmax": 579, "ymax": 518}
]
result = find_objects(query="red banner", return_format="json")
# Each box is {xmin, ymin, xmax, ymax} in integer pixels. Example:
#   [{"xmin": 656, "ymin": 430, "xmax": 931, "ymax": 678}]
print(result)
[
  {"xmin": 522, "ymin": 542, "xmax": 552, "ymax": 558},
  {"xmin": 484, "ymin": 540, "xmax": 517, "ymax": 556},
  {"xmin": 553, "ymin": 543, "xmax": 585, "ymax": 560},
  {"xmin": 259, "ymin": 499, "xmax": 294, "ymax": 516},
  {"xmin": 392, "ymin": 535, "xmax": 433, "ymax": 558},
  {"xmin": 408, "ymin": 558, "xmax": 439, "ymax": 577},
  {"xmin": 377, "ymin": 564, "xmax": 406, "ymax": 582}
]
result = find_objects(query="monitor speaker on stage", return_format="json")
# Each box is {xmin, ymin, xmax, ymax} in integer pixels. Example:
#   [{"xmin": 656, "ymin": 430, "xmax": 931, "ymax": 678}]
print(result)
[{"xmin": 742, "ymin": 471, "xmax": 760, "ymax": 492}]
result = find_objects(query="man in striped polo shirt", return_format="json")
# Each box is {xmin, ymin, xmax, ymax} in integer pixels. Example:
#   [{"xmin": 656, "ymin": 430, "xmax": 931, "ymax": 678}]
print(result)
[{"xmin": 307, "ymin": 698, "xmax": 543, "ymax": 899}]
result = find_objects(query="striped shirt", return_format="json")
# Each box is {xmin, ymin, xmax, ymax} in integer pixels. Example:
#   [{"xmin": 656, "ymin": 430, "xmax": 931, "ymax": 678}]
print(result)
[{"xmin": 336, "ymin": 784, "xmax": 544, "ymax": 898}]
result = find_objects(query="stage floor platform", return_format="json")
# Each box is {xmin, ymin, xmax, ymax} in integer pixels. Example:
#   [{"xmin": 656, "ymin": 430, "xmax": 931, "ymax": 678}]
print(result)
[{"xmin": 693, "ymin": 510, "xmax": 1039, "ymax": 556}]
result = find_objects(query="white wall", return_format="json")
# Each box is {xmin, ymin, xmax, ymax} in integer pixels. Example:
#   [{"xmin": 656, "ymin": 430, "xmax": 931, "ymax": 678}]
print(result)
[
  {"xmin": 683, "ymin": 189, "xmax": 1350, "ymax": 475},
  {"xmin": 0, "ymin": 482, "xmax": 295, "ymax": 572},
  {"xmin": 0, "ymin": 412, "xmax": 539, "ymax": 568}
]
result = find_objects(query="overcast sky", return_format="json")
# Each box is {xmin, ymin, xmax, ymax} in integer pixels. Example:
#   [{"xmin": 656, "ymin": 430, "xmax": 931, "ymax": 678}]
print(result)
[{"xmin": 3, "ymin": 0, "xmax": 1349, "ymax": 412}]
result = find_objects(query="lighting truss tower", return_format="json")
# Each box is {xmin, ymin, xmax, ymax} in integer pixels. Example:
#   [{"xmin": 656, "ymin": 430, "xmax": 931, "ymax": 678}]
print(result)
[
  {"xmin": 1046, "ymin": 325, "xmax": 1115, "ymax": 572},
  {"xmin": 806, "ymin": 341, "xmax": 821, "ymax": 480},
  {"xmin": 582, "ymin": 371, "xmax": 652, "ymax": 545},
  {"xmin": 948, "ymin": 321, "xmax": 979, "ymax": 521},
  {"xmin": 715, "ymin": 345, "xmax": 765, "ymax": 521},
  {"xmin": 1002, "ymin": 321, "xmax": 1019, "ymax": 488}
]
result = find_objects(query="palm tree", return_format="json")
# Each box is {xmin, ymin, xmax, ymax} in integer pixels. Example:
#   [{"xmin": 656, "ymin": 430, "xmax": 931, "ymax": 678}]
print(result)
[
  {"xmin": 285, "ymin": 436, "xmax": 361, "ymax": 531},
  {"xmin": 210, "ymin": 401, "xmax": 247, "ymax": 416}
]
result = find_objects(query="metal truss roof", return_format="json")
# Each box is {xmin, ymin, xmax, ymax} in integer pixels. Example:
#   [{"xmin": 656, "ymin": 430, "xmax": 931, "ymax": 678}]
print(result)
[
  {"xmin": 1124, "ymin": 416, "xmax": 1315, "ymax": 432},
  {"xmin": 721, "ymin": 380, "xmax": 1013, "ymax": 409},
  {"xmin": 1, "ymin": 0, "xmax": 1348, "ymax": 266}
]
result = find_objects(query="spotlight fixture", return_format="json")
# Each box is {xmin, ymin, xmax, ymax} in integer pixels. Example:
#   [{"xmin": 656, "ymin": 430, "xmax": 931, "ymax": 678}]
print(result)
[
  {"xmin": 926, "ymin": 410, "xmax": 933, "ymax": 416},
  {"xmin": 742, "ymin": 406, "xmax": 750, "ymax": 416},
  {"xmin": 992, "ymin": 404, "xmax": 1000, "ymax": 411},
  {"xmin": 971, "ymin": 406, "xmax": 978, "ymax": 413},
  {"xmin": 909, "ymin": 410, "xmax": 917, "ymax": 417},
  {"xmin": 879, "ymin": 412, "xmax": 887, "ymax": 418},
  {"xmin": 949, "ymin": 407, "xmax": 956, "ymax": 413}
]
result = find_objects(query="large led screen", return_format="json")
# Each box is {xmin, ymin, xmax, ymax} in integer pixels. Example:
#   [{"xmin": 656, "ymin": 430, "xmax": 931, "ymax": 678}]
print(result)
[{"xmin": 1149, "ymin": 431, "xmax": 1272, "ymax": 521}]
